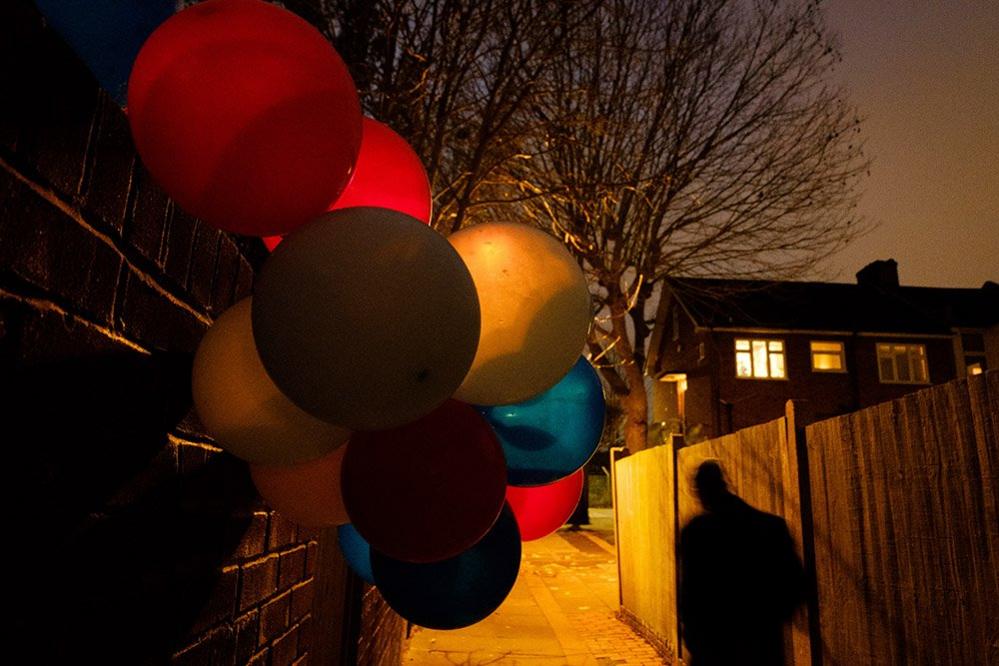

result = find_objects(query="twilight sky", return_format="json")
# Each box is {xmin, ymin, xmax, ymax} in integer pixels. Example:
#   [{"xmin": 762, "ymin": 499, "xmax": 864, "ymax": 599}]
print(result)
[{"xmin": 818, "ymin": 0, "xmax": 998, "ymax": 287}]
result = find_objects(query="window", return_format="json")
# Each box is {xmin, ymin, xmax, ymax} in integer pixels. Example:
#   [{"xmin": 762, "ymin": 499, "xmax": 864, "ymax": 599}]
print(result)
[
  {"xmin": 966, "ymin": 356, "xmax": 986, "ymax": 376},
  {"xmin": 811, "ymin": 341, "xmax": 846, "ymax": 372},
  {"xmin": 968, "ymin": 362, "xmax": 984, "ymax": 376},
  {"xmin": 876, "ymin": 343, "xmax": 929, "ymax": 384},
  {"xmin": 735, "ymin": 339, "xmax": 785, "ymax": 379}
]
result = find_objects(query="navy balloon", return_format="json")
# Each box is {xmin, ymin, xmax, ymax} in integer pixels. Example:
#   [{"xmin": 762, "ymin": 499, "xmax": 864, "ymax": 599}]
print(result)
[
  {"xmin": 477, "ymin": 356, "xmax": 605, "ymax": 486},
  {"xmin": 337, "ymin": 524, "xmax": 374, "ymax": 584},
  {"xmin": 34, "ymin": 0, "xmax": 176, "ymax": 106},
  {"xmin": 371, "ymin": 504, "xmax": 521, "ymax": 630}
]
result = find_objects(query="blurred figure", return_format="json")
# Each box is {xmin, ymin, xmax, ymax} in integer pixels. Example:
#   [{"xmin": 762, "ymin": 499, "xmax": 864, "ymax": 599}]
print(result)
[{"xmin": 679, "ymin": 461, "xmax": 804, "ymax": 666}]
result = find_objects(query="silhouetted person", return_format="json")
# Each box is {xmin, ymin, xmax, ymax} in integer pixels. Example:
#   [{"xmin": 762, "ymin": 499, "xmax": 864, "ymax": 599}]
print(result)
[{"xmin": 679, "ymin": 461, "xmax": 804, "ymax": 666}]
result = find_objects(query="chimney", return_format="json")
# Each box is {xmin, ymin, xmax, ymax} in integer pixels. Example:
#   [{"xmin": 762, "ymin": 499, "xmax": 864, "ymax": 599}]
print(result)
[{"xmin": 856, "ymin": 259, "xmax": 899, "ymax": 290}]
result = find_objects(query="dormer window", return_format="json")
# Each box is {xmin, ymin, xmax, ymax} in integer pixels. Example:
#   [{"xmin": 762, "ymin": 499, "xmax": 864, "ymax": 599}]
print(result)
[{"xmin": 735, "ymin": 339, "xmax": 786, "ymax": 379}]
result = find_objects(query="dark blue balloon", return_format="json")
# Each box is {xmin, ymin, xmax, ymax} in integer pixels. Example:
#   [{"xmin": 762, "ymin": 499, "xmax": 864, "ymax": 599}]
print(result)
[
  {"xmin": 477, "ymin": 356, "xmax": 605, "ymax": 486},
  {"xmin": 34, "ymin": 0, "xmax": 177, "ymax": 106},
  {"xmin": 371, "ymin": 504, "xmax": 521, "ymax": 630},
  {"xmin": 337, "ymin": 523, "xmax": 374, "ymax": 584}
]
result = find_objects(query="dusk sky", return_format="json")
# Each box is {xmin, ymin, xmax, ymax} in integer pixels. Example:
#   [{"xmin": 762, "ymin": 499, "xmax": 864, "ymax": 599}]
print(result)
[{"xmin": 819, "ymin": 0, "xmax": 998, "ymax": 288}]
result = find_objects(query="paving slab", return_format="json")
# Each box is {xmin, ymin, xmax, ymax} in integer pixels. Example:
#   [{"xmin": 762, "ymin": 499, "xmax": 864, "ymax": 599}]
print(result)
[{"xmin": 403, "ymin": 525, "xmax": 666, "ymax": 665}]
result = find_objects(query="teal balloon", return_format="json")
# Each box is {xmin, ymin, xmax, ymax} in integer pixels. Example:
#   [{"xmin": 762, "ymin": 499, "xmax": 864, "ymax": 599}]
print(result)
[
  {"xmin": 34, "ymin": 0, "xmax": 176, "ymax": 106},
  {"xmin": 476, "ymin": 357, "xmax": 605, "ymax": 486},
  {"xmin": 371, "ymin": 504, "xmax": 521, "ymax": 629},
  {"xmin": 337, "ymin": 524, "xmax": 374, "ymax": 584}
]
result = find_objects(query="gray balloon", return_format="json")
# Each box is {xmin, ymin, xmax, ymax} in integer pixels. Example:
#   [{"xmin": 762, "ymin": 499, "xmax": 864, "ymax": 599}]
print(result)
[{"xmin": 252, "ymin": 207, "xmax": 480, "ymax": 430}]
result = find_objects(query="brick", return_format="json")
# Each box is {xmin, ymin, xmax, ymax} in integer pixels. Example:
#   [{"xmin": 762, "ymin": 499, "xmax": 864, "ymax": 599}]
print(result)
[
  {"xmin": 278, "ymin": 546, "xmax": 308, "ymax": 589},
  {"xmin": 235, "ymin": 511, "xmax": 270, "ymax": 560},
  {"xmin": 171, "ymin": 624, "xmax": 235, "ymax": 666},
  {"xmin": 211, "ymin": 235, "xmax": 242, "ymax": 315},
  {"xmin": 115, "ymin": 265, "xmax": 207, "ymax": 352},
  {"xmin": 162, "ymin": 206, "xmax": 198, "ymax": 291},
  {"xmin": 270, "ymin": 624, "xmax": 300, "ymax": 666},
  {"xmin": 188, "ymin": 222, "xmax": 220, "ymax": 311},
  {"xmin": 290, "ymin": 581, "xmax": 314, "ymax": 623},
  {"xmin": 247, "ymin": 648, "xmax": 269, "ymax": 666},
  {"xmin": 234, "ymin": 255, "xmax": 255, "ymax": 301},
  {"xmin": 178, "ymin": 443, "xmax": 209, "ymax": 477},
  {"xmin": 268, "ymin": 513, "xmax": 298, "ymax": 551},
  {"xmin": 126, "ymin": 165, "xmax": 169, "ymax": 267},
  {"xmin": 259, "ymin": 590, "xmax": 291, "ymax": 645},
  {"xmin": 240, "ymin": 554, "xmax": 278, "ymax": 611},
  {"xmin": 190, "ymin": 566, "xmax": 239, "ymax": 634},
  {"xmin": 296, "ymin": 616, "xmax": 313, "ymax": 657},
  {"xmin": 305, "ymin": 542, "xmax": 319, "ymax": 576},
  {"xmin": 81, "ymin": 95, "xmax": 134, "ymax": 235},
  {"xmin": 0, "ymin": 169, "xmax": 122, "ymax": 324},
  {"xmin": 234, "ymin": 609, "xmax": 261, "ymax": 665}
]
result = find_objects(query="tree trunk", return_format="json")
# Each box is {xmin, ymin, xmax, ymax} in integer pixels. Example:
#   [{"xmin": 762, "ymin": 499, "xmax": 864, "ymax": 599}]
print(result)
[{"xmin": 621, "ymin": 376, "xmax": 649, "ymax": 453}]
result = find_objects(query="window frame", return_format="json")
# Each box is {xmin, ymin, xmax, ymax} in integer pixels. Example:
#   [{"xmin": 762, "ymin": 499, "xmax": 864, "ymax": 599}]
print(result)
[
  {"xmin": 734, "ymin": 338, "xmax": 787, "ymax": 380},
  {"xmin": 810, "ymin": 340, "xmax": 847, "ymax": 373},
  {"xmin": 876, "ymin": 342, "xmax": 930, "ymax": 385}
]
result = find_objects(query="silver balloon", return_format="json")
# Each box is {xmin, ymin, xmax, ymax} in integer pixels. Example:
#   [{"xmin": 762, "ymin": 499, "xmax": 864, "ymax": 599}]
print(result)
[{"xmin": 252, "ymin": 207, "xmax": 480, "ymax": 430}]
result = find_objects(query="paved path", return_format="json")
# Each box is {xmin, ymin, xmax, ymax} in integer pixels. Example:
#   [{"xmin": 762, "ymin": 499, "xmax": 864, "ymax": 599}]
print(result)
[{"xmin": 403, "ymin": 514, "xmax": 666, "ymax": 665}]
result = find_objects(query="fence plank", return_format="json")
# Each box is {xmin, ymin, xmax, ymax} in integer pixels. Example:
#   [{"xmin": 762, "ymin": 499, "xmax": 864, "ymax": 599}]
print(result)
[
  {"xmin": 676, "ymin": 410, "xmax": 811, "ymax": 666},
  {"xmin": 615, "ymin": 443, "xmax": 677, "ymax": 656},
  {"xmin": 806, "ymin": 373, "xmax": 999, "ymax": 665}
]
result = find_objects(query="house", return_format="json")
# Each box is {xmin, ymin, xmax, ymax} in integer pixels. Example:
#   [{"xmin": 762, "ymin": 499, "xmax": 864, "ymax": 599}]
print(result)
[{"xmin": 646, "ymin": 260, "xmax": 999, "ymax": 441}]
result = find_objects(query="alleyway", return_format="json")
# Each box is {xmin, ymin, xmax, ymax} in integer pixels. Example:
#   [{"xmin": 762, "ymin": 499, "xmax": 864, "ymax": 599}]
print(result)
[{"xmin": 403, "ymin": 509, "xmax": 666, "ymax": 665}]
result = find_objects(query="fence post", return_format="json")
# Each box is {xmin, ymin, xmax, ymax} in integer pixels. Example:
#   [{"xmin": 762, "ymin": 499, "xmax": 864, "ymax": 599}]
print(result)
[
  {"xmin": 786, "ymin": 400, "xmax": 821, "ymax": 666},
  {"xmin": 609, "ymin": 445, "xmax": 626, "ymax": 608}
]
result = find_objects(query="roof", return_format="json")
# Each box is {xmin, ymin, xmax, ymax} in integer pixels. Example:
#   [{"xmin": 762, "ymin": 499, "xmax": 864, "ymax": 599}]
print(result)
[{"xmin": 667, "ymin": 277, "xmax": 999, "ymax": 334}]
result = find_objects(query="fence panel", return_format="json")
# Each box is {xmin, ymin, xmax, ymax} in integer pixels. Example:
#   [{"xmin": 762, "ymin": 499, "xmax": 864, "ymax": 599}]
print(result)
[
  {"xmin": 806, "ymin": 373, "xmax": 999, "ymax": 665},
  {"xmin": 615, "ymin": 442, "xmax": 677, "ymax": 657},
  {"xmin": 677, "ymin": 408, "xmax": 811, "ymax": 666}
]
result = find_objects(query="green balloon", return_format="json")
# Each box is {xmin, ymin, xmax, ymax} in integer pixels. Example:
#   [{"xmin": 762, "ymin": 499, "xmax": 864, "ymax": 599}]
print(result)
[{"xmin": 252, "ymin": 208, "xmax": 480, "ymax": 430}]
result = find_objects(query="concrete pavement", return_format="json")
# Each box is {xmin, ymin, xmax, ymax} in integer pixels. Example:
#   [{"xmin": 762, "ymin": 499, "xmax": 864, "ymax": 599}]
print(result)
[{"xmin": 403, "ymin": 510, "xmax": 666, "ymax": 665}]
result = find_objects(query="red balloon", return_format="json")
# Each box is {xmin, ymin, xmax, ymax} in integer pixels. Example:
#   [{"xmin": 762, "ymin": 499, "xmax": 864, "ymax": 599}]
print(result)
[
  {"xmin": 127, "ymin": 0, "xmax": 362, "ymax": 236},
  {"xmin": 250, "ymin": 446, "xmax": 349, "ymax": 527},
  {"xmin": 329, "ymin": 118, "xmax": 432, "ymax": 223},
  {"xmin": 342, "ymin": 400, "xmax": 507, "ymax": 563},
  {"xmin": 506, "ymin": 469, "xmax": 585, "ymax": 541}
]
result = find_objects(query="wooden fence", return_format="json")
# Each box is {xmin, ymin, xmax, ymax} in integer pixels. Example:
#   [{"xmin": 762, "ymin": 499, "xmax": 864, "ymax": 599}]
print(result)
[{"xmin": 613, "ymin": 372, "xmax": 998, "ymax": 665}]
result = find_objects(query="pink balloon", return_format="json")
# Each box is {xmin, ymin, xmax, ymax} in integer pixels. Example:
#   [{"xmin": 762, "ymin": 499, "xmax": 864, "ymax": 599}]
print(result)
[
  {"xmin": 506, "ymin": 469, "xmax": 585, "ymax": 541},
  {"xmin": 329, "ymin": 118, "xmax": 432, "ymax": 223}
]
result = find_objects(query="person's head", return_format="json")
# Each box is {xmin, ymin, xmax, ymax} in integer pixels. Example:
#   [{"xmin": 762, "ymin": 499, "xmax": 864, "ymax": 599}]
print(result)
[{"xmin": 694, "ymin": 460, "xmax": 728, "ymax": 511}]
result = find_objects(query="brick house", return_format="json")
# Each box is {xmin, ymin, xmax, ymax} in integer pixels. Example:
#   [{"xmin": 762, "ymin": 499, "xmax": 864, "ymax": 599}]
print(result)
[{"xmin": 646, "ymin": 259, "xmax": 999, "ymax": 441}]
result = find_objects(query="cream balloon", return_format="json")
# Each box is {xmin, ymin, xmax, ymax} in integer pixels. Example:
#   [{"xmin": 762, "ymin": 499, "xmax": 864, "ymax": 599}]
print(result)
[
  {"xmin": 448, "ymin": 223, "xmax": 592, "ymax": 405},
  {"xmin": 192, "ymin": 298, "xmax": 350, "ymax": 464},
  {"xmin": 250, "ymin": 445, "xmax": 349, "ymax": 527},
  {"xmin": 251, "ymin": 207, "xmax": 481, "ymax": 430}
]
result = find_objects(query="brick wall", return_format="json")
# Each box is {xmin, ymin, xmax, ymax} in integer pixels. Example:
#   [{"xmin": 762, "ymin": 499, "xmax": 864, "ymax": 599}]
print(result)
[
  {"xmin": 0, "ymin": 1, "xmax": 342, "ymax": 663},
  {"xmin": 356, "ymin": 586, "xmax": 407, "ymax": 666}
]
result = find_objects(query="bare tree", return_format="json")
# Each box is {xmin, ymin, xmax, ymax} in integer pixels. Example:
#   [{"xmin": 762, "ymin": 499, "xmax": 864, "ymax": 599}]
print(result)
[
  {"xmin": 325, "ymin": 0, "xmax": 598, "ymax": 233},
  {"xmin": 504, "ymin": 0, "xmax": 867, "ymax": 451},
  {"xmin": 326, "ymin": 0, "xmax": 867, "ymax": 452}
]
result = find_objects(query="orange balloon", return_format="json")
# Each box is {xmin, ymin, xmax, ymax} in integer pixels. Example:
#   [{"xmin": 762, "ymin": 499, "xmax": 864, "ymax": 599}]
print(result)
[{"xmin": 250, "ymin": 446, "xmax": 348, "ymax": 527}]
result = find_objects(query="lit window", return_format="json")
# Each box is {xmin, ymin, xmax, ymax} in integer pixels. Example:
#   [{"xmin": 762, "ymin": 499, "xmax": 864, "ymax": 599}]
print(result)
[
  {"xmin": 735, "ymin": 339, "xmax": 785, "ymax": 379},
  {"xmin": 811, "ymin": 341, "xmax": 846, "ymax": 372},
  {"xmin": 967, "ymin": 362, "xmax": 984, "ymax": 376},
  {"xmin": 876, "ymin": 343, "xmax": 929, "ymax": 384}
]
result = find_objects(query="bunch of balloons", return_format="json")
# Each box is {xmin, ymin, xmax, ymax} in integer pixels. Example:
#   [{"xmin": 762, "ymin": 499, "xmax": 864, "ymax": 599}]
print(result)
[{"xmin": 45, "ymin": 0, "xmax": 606, "ymax": 630}]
